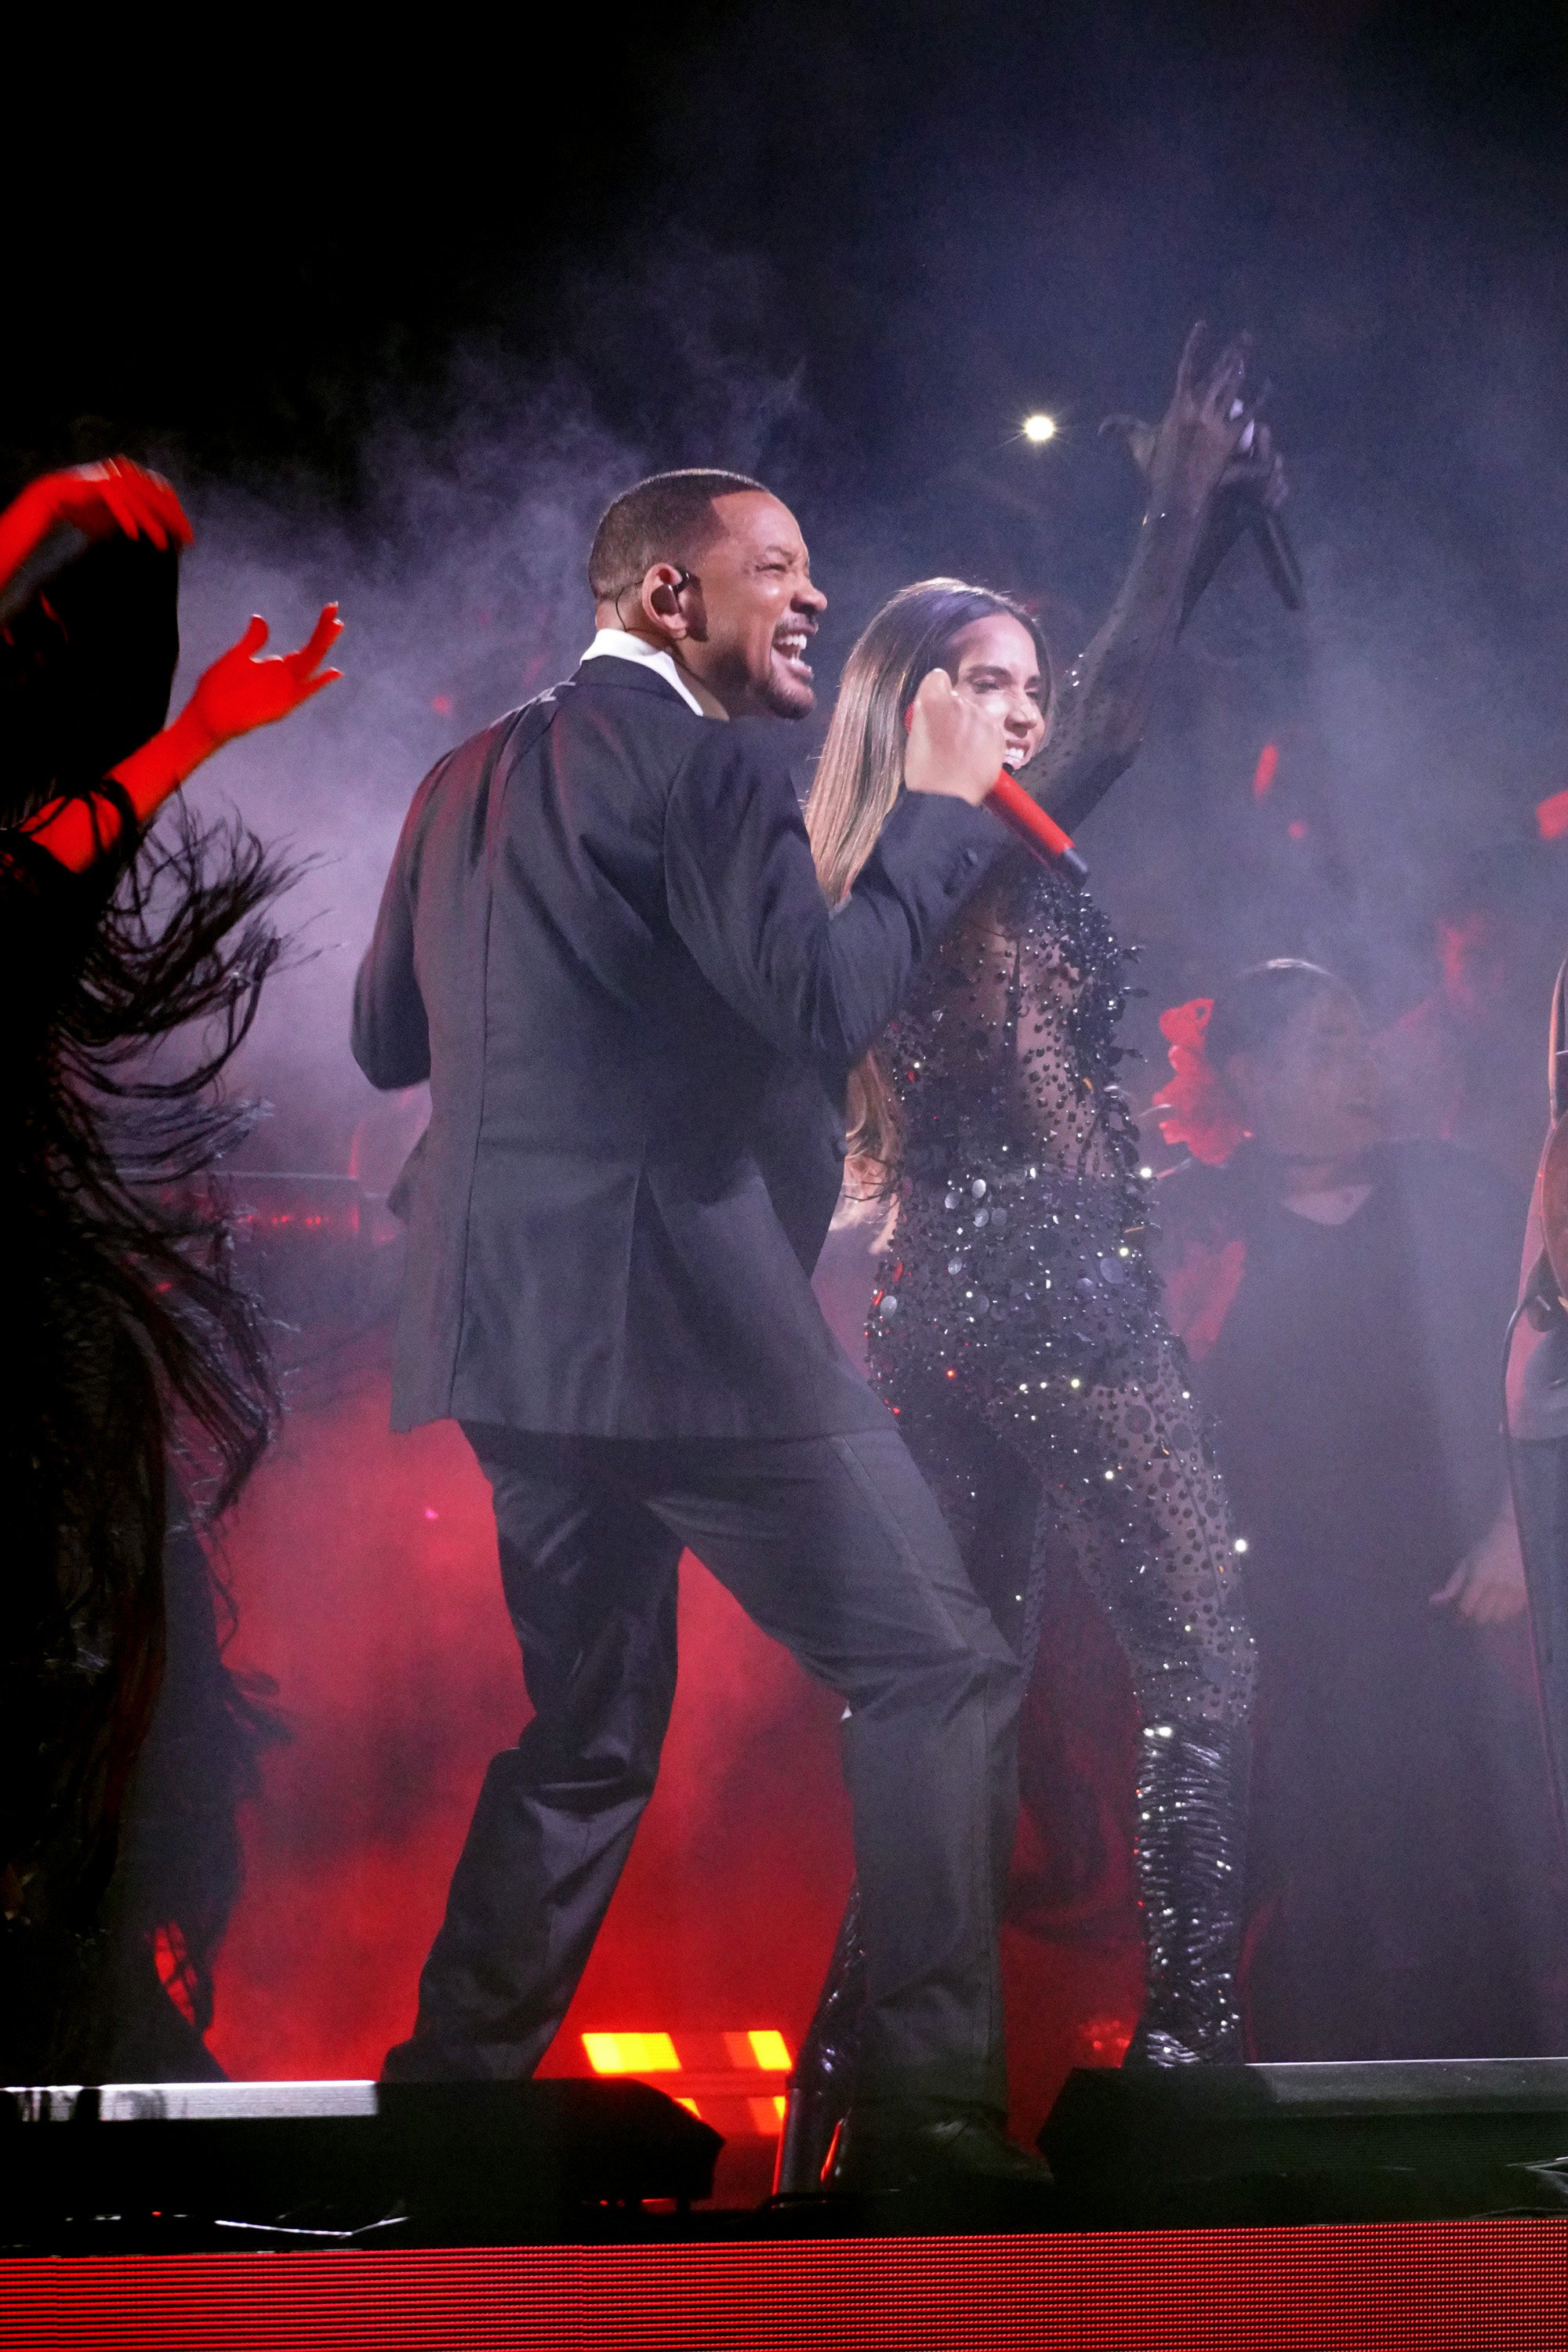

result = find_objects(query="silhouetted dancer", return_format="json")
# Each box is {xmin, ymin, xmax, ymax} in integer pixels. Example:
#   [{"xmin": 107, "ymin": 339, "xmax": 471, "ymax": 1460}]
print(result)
[{"xmin": 0, "ymin": 459, "xmax": 339, "ymax": 2078}]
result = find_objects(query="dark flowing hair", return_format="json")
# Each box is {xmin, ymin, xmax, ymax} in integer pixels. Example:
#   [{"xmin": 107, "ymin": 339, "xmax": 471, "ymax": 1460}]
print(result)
[
  {"xmin": 3, "ymin": 784, "xmax": 296, "ymax": 1991},
  {"xmin": 805, "ymin": 580, "xmax": 1051, "ymax": 1185}
]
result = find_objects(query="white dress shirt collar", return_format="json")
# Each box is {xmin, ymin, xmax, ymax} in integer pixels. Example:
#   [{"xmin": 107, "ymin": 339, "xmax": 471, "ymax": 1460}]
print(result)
[{"xmin": 578, "ymin": 627, "xmax": 720, "ymax": 720}]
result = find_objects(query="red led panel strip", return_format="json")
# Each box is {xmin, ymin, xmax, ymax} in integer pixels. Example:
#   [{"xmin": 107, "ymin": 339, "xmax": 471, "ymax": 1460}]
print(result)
[{"xmin": 4, "ymin": 2221, "xmax": 1566, "ymax": 2350}]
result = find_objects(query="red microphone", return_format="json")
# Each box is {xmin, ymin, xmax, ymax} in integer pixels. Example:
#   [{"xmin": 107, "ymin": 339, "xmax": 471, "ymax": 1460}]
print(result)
[
  {"xmin": 901, "ymin": 701, "xmax": 1089, "ymax": 883},
  {"xmin": 985, "ymin": 768, "xmax": 1089, "ymax": 884}
]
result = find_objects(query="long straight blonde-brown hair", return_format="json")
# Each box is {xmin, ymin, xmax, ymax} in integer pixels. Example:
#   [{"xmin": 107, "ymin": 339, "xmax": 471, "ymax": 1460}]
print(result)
[{"xmin": 805, "ymin": 579, "xmax": 1051, "ymax": 1186}]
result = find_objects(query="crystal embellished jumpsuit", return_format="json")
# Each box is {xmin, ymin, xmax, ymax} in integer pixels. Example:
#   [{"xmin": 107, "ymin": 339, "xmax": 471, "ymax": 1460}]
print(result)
[{"xmin": 782, "ymin": 855, "xmax": 1256, "ymax": 2173}]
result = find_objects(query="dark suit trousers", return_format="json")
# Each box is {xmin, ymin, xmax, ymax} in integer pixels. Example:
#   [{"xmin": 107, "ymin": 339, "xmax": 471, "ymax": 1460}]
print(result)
[{"xmin": 381, "ymin": 1423, "xmax": 1022, "ymax": 2111}]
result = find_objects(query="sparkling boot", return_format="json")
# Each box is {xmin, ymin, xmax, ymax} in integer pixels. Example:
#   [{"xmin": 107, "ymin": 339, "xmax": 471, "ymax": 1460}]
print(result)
[{"xmin": 1123, "ymin": 1719, "xmax": 1250, "ymax": 2066}]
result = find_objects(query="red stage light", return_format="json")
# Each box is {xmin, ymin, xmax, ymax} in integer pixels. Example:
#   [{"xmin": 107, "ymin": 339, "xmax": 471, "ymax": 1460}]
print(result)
[{"xmin": 1252, "ymin": 742, "xmax": 1278, "ymax": 798}]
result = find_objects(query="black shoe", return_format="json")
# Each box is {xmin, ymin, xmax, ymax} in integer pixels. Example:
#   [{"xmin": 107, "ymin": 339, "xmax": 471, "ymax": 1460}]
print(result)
[{"xmin": 824, "ymin": 2103, "xmax": 1054, "ymax": 2201}]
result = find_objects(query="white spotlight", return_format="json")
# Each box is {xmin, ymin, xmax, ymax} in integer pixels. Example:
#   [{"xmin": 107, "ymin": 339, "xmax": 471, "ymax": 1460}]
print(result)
[{"xmin": 1022, "ymin": 413, "xmax": 1057, "ymax": 444}]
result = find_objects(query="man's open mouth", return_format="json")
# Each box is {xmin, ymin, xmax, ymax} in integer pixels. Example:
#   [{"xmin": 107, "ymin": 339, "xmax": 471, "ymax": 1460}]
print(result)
[{"xmin": 774, "ymin": 627, "xmax": 815, "ymax": 681}]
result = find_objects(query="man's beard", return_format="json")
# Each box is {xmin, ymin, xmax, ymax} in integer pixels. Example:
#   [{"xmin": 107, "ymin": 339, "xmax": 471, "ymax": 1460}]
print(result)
[
  {"xmin": 760, "ymin": 682, "xmax": 814, "ymax": 719},
  {"xmin": 759, "ymin": 659, "xmax": 815, "ymax": 720}
]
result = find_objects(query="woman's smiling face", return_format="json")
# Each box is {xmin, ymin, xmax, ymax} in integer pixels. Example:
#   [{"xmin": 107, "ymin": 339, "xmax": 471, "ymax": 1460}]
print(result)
[{"xmin": 942, "ymin": 613, "xmax": 1048, "ymax": 772}]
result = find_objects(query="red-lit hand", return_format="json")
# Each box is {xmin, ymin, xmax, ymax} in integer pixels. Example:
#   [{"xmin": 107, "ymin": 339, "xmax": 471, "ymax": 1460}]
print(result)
[
  {"xmin": 0, "ymin": 459, "xmax": 194, "ymax": 604},
  {"xmin": 27, "ymin": 604, "xmax": 345, "ymax": 873},
  {"xmin": 187, "ymin": 605, "xmax": 343, "ymax": 753},
  {"xmin": 28, "ymin": 459, "xmax": 194, "ymax": 551}
]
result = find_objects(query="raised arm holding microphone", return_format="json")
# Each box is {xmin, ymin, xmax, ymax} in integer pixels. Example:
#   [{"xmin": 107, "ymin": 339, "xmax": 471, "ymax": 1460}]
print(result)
[{"xmin": 354, "ymin": 470, "xmax": 1052, "ymax": 2196}]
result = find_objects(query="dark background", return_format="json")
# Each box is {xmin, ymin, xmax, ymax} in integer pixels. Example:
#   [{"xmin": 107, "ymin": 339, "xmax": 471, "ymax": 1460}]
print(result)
[
  {"xmin": 11, "ymin": 2, "xmax": 1568, "ymax": 523},
  {"xmin": 16, "ymin": 0, "xmax": 1568, "ymax": 1136}
]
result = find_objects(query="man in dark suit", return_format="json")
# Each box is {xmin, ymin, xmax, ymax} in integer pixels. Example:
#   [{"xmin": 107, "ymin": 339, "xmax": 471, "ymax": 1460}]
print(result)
[{"xmin": 353, "ymin": 470, "xmax": 1042, "ymax": 2192}]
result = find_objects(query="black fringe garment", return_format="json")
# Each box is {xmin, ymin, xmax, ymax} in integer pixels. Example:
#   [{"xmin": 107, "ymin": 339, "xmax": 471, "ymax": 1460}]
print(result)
[{"xmin": 1, "ymin": 789, "xmax": 291, "ymax": 2077}]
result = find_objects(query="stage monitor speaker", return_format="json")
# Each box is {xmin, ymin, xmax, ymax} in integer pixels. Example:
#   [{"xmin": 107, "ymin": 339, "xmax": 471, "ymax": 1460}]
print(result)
[
  {"xmin": 1042, "ymin": 2057, "xmax": 1568, "ymax": 2224},
  {"xmin": 1, "ymin": 2078, "xmax": 723, "ymax": 2251}
]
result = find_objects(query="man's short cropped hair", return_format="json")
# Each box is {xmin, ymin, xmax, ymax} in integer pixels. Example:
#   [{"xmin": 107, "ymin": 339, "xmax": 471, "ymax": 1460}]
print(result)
[{"xmin": 588, "ymin": 469, "xmax": 768, "ymax": 603}]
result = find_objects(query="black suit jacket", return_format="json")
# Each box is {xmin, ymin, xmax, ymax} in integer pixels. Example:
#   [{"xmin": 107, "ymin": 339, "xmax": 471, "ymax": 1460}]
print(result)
[{"xmin": 352, "ymin": 657, "xmax": 998, "ymax": 1438}]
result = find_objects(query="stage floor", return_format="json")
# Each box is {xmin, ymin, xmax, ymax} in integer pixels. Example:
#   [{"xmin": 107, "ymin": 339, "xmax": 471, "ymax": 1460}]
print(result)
[{"xmin": 11, "ymin": 2066, "xmax": 1568, "ymax": 2344}]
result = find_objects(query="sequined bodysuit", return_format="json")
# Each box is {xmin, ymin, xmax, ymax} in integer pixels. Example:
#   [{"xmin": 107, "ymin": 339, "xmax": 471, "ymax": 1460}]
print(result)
[
  {"xmin": 870, "ymin": 855, "xmax": 1253, "ymax": 1736},
  {"xmin": 780, "ymin": 856, "xmax": 1256, "ymax": 2181}
]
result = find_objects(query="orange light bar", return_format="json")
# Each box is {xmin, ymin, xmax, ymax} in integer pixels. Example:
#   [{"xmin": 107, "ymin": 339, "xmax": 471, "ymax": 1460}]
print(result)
[
  {"xmin": 582, "ymin": 2027, "xmax": 792, "ymax": 2087},
  {"xmin": 581, "ymin": 2031, "xmax": 681, "ymax": 2075},
  {"xmin": 720, "ymin": 2030, "xmax": 793, "ymax": 2071}
]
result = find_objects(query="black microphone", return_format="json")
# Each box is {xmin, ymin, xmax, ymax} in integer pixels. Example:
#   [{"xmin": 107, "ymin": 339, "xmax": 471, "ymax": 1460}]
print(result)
[
  {"xmin": 1177, "ymin": 466, "xmax": 1302, "ymax": 631},
  {"xmin": 1252, "ymin": 508, "xmax": 1303, "ymax": 610}
]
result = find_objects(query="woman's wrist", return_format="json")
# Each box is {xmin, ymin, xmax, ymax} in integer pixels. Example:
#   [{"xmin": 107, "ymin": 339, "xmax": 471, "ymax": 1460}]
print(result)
[
  {"xmin": 1141, "ymin": 479, "xmax": 1209, "ymax": 539},
  {"xmin": 161, "ymin": 696, "xmax": 224, "ymax": 782},
  {"xmin": 107, "ymin": 699, "xmax": 221, "ymax": 829}
]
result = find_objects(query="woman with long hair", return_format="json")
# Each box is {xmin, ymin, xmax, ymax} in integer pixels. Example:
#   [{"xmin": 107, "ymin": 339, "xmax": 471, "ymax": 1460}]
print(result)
[
  {"xmin": 0, "ymin": 459, "xmax": 340, "ymax": 2077},
  {"xmin": 782, "ymin": 334, "xmax": 1268, "ymax": 2185}
]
